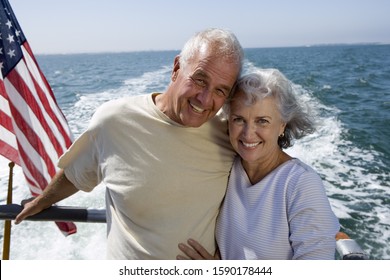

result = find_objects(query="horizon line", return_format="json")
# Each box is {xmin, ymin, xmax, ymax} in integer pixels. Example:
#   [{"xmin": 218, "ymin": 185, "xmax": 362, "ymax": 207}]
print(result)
[{"xmin": 34, "ymin": 42, "xmax": 390, "ymax": 56}]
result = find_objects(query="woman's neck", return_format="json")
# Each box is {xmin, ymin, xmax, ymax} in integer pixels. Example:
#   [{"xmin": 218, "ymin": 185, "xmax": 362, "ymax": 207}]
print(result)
[{"xmin": 242, "ymin": 150, "xmax": 292, "ymax": 185}]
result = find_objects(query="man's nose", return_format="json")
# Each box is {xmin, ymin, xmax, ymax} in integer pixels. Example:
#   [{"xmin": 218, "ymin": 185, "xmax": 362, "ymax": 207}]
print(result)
[{"xmin": 196, "ymin": 88, "xmax": 213, "ymax": 107}]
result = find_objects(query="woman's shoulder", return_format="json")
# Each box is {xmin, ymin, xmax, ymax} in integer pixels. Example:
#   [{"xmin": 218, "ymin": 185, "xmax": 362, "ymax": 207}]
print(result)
[
  {"xmin": 281, "ymin": 158, "xmax": 323, "ymax": 186},
  {"xmin": 289, "ymin": 158, "xmax": 319, "ymax": 175}
]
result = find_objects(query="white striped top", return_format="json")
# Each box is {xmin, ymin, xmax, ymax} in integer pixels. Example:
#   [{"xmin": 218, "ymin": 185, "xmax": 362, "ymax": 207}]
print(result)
[{"xmin": 216, "ymin": 157, "xmax": 340, "ymax": 260}]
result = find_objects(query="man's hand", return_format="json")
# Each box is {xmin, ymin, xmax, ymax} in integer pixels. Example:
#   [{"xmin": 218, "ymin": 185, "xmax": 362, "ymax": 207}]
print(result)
[
  {"xmin": 14, "ymin": 197, "xmax": 47, "ymax": 224},
  {"xmin": 14, "ymin": 169, "xmax": 79, "ymax": 225}
]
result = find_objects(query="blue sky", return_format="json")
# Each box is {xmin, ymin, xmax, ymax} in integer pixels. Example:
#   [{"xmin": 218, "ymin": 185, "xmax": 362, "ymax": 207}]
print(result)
[{"xmin": 10, "ymin": 0, "xmax": 390, "ymax": 54}]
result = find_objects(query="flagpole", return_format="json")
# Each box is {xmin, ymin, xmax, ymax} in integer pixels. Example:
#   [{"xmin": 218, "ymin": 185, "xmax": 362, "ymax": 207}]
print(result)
[{"xmin": 2, "ymin": 161, "xmax": 15, "ymax": 260}]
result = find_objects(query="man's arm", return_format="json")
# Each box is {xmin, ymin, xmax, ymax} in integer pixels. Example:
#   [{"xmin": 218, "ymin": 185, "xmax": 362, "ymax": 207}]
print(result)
[{"xmin": 15, "ymin": 169, "xmax": 79, "ymax": 224}]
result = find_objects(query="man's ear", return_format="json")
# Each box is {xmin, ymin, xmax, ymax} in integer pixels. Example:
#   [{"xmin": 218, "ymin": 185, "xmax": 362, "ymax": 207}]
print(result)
[{"xmin": 171, "ymin": 55, "xmax": 180, "ymax": 81}]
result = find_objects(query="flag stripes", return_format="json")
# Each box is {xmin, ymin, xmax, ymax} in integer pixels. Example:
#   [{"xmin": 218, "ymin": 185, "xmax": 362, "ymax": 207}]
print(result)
[
  {"xmin": 0, "ymin": 0, "xmax": 76, "ymax": 235},
  {"xmin": 1, "ymin": 42, "xmax": 73, "ymax": 198},
  {"xmin": 0, "ymin": 80, "xmax": 20, "ymax": 165}
]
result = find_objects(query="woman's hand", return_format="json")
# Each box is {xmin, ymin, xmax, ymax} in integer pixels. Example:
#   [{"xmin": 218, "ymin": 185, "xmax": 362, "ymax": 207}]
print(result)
[{"xmin": 177, "ymin": 239, "xmax": 220, "ymax": 260}]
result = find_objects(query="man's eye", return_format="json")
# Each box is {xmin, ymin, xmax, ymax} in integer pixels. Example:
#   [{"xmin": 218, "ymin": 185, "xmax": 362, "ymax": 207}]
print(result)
[
  {"xmin": 197, "ymin": 79, "xmax": 207, "ymax": 87},
  {"xmin": 215, "ymin": 89, "xmax": 228, "ymax": 97},
  {"xmin": 192, "ymin": 77, "xmax": 206, "ymax": 87}
]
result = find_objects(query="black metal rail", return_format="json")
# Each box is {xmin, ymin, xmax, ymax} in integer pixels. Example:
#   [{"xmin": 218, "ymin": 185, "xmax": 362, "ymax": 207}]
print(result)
[{"xmin": 0, "ymin": 204, "xmax": 106, "ymax": 223}]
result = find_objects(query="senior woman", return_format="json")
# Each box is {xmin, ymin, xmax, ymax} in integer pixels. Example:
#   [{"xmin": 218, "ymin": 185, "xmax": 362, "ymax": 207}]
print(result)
[{"xmin": 178, "ymin": 69, "xmax": 340, "ymax": 260}]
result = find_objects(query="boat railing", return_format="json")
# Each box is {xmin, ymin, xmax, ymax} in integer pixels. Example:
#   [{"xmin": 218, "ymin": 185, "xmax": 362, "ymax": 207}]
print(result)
[
  {"xmin": 0, "ymin": 203, "xmax": 369, "ymax": 260},
  {"xmin": 0, "ymin": 203, "xmax": 106, "ymax": 223}
]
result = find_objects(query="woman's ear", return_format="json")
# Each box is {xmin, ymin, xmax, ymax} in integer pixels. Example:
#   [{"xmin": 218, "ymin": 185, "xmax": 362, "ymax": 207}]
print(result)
[{"xmin": 279, "ymin": 122, "xmax": 287, "ymax": 137}]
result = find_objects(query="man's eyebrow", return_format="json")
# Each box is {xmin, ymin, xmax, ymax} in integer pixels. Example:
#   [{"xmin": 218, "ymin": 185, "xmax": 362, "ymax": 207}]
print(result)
[
  {"xmin": 193, "ymin": 70, "xmax": 232, "ymax": 92},
  {"xmin": 221, "ymin": 84, "xmax": 232, "ymax": 93},
  {"xmin": 192, "ymin": 70, "xmax": 208, "ymax": 79}
]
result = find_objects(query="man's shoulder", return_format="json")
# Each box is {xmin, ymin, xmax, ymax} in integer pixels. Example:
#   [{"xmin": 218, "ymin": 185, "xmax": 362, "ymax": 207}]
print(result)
[
  {"xmin": 89, "ymin": 94, "xmax": 151, "ymax": 127},
  {"xmin": 99, "ymin": 94, "xmax": 149, "ymax": 110},
  {"xmin": 95, "ymin": 94, "xmax": 153, "ymax": 118}
]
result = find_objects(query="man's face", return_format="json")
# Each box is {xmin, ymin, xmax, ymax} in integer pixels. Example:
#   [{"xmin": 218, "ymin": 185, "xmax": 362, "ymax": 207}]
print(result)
[{"xmin": 168, "ymin": 52, "xmax": 240, "ymax": 127}]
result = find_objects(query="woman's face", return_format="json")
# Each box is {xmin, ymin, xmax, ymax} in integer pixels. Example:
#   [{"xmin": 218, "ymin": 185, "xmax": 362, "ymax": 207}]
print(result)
[{"xmin": 228, "ymin": 91, "xmax": 286, "ymax": 164}]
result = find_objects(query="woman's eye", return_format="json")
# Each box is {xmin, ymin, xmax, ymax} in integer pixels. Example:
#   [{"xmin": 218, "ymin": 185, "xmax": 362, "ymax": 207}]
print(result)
[
  {"xmin": 233, "ymin": 117, "xmax": 244, "ymax": 124},
  {"xmin": 256, "ymin": 119, "xmax": 269, "ymax": 125}
]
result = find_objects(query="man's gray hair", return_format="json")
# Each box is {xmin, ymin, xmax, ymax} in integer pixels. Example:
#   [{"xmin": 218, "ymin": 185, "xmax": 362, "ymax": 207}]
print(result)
[{"xmin": 179, "ymin": 28, "xmax": 244, "ymax": 75}]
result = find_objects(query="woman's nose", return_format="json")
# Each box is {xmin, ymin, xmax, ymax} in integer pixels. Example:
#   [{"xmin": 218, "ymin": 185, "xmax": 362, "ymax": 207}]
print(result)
[{"xmin": 243, "ymin": 123, "xmax": 256, "ymax": 137}]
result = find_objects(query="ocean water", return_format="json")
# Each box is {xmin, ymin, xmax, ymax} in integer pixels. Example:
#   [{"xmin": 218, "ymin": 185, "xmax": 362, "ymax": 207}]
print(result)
[{"xmin": 0, "ymin": 45, "xmax": 389, "ymax": 260}]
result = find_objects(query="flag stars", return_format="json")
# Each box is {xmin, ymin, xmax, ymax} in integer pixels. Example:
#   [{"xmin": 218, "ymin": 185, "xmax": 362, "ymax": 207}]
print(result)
[
  {"xmin": 5, "ymin": 19, "xmax": 12, "ymax": 29},
  {"xmin": 6, "ymin": 33, "xmax": 14, "ymax": 43},
  {"xmin": 7, "ymin": 49, "xmax": 15, "ymax": 58},
  {"xmin": 1, "ymin": 8, "xmax": 26, "ymax": 74}
]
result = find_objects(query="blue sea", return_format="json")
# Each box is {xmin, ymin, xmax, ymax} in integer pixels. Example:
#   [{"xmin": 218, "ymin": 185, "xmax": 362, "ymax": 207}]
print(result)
[{"xmin": 0, "ymin": 45, "xmax": 389, "ymax": 260}]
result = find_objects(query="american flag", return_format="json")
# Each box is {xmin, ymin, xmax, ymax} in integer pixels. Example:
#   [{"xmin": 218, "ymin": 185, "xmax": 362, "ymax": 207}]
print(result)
[{"xmin": 0, "ymin": 0, "xmax": 76, "ymax": 235}]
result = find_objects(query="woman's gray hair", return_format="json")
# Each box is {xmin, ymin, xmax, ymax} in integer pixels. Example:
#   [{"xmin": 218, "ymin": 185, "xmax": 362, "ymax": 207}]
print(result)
[
  {"xmin": 179, "ymin": 28, "xmax": 244, "ymax": 75},
  {"xmin": 224, "ymin": 69, "xmax": 315, "ymax": 149}
]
